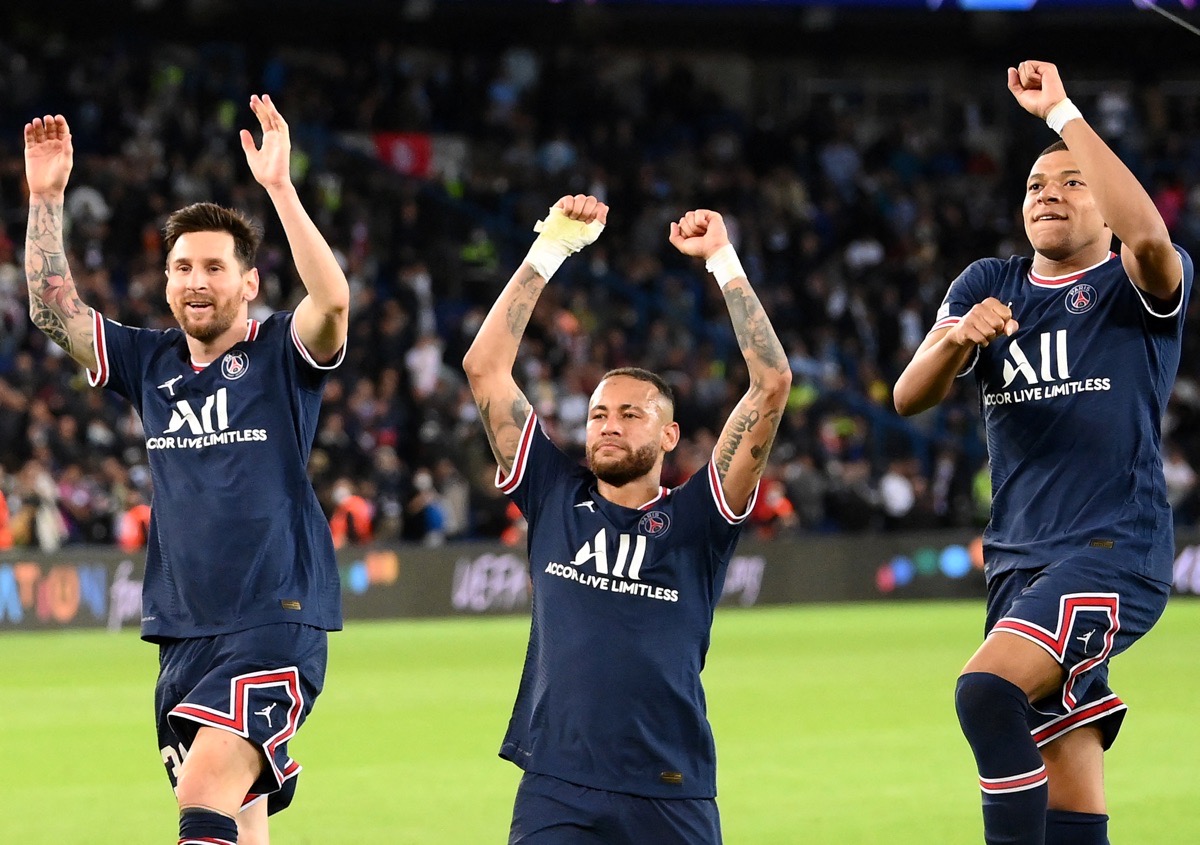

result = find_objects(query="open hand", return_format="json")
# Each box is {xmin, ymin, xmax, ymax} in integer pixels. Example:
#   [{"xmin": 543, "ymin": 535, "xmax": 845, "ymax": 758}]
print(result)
[
  {"xmin": 240, "ymin": 94, "xmax": 292, "ymax": 190},
  {"xmin": 24, "ymin": 115, "xmax": 74, "ymax": 196}
]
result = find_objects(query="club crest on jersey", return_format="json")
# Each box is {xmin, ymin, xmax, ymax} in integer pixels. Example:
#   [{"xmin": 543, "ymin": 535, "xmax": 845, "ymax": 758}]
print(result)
[
  {"xmin": 1065, "ymin": 283, "xmax": 1096, "ymax": 315},
  {"xmin": 638, "ymin": 511, "xmax": 671, "ymax": 536},
  {"xmin": 221, "ymin": 350, "xmax": 249, "ymax": 380}
]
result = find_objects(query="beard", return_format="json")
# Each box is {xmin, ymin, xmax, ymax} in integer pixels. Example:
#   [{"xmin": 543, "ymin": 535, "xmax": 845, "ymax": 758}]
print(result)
[
  {"xmin": 587, "ymin": 441, "xmax": 660, "ymax": 487},
  {"xmin": 170, "ymin": 295, "xmax": 243, "ymax": 344}
]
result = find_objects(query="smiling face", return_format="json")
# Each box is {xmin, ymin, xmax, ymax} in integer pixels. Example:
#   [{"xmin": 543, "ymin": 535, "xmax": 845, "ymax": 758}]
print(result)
[
  {"xmin": 585, "ymin": 375, "xmax": 680, "ymax": 488},
  {"xmin": 165, "ymin": 231, "xmax": 258, "ymax": 344},
  {"xmin": 1023, "ymin": 149, "xmax": 1111, "ymax": 262}
]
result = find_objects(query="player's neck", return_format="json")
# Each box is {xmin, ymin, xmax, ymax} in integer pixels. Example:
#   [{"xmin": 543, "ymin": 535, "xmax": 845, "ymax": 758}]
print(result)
[
  {"xmin": 595, "ymin": 475, "xmax": 664, "ymax": 510},
  {"xmin": 184, "ymin": 320, "xmax": 248, "ymax": 365},
  {"xmin": 1030, "ymin": 243, "xmax": 1113, "ymax": 279}
]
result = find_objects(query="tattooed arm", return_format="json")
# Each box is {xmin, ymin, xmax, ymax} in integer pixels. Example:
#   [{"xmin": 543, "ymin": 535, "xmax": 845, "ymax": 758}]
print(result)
[
  {"xmin": 462, "ymin": 195, "xmax": 608, "ymax": 474},
  {"xmin": 669, "ymin": 210, "xmax": 791, "ymax": 513},
  {"xmin": 24, "ymin": 115, "xmax": 97, "ymax": 371}
]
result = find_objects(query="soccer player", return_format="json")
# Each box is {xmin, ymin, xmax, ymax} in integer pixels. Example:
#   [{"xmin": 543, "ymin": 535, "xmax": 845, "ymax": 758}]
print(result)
[
  {"xmin": 894, "ymin": 61, "xmax": 1193, "ymax": 845},
  {"xmin": 463, "ymin": 195, "xmax": 791, "ymax": 844},
  {"xmin": 23, "ymin": 95, "xmax": 348, "ymax": 845}
]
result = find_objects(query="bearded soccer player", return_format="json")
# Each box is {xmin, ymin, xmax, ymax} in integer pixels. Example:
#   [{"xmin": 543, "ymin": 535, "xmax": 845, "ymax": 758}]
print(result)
[
  {"xmin": 24, "ymin": 96, "xmax": 348, "ymax": 845},
  {"xmin": 463, "ymin": 195, "xmax": 791, "ymax": 844},
  {"xmin": 895, "ymin": 61, "xmax": 1193, "ymax": 845}
]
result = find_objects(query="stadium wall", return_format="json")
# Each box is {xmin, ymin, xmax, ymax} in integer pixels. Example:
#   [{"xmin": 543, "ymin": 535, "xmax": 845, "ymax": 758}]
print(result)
[{"xmin": 4, "ymin": 531, "xmax": 1200, "ymax": 632}]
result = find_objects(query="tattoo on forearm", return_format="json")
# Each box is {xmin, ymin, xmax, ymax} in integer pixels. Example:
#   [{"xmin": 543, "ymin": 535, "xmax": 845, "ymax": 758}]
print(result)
[
  {"xmin": 716, "ymin": 408, "xmax": 760, "ymax": 478},
  {"xmin": 504, "ymin": 268, "xmax": 544, "ymax": 339},
  {"xmin": 479, "ymin": 395, "xmax": 532, "ymax": 473},
  {"xmin": 26, "ymin": 197, "xmax": 91, "ymax": 355},
  {"xmin": 724, "ymin": 286, "xmax": 789, "ymax": 374},
  {"xmin": 749, "ymin": 411, "xmax": 781, "ymax": 474}
]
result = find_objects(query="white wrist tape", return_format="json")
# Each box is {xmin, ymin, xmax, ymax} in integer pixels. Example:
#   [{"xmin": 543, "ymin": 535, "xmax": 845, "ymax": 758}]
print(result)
[
  {"xmin": 1045, "ymin": 98, "xmax": 1083, "ymax": 135},
  {"xmin": 705, "ymin": 243, "xmax": 746, "ymax": 290},
  {"xmin": 524, "ymin": 207, "xmax": 605, "ymax": 280}
]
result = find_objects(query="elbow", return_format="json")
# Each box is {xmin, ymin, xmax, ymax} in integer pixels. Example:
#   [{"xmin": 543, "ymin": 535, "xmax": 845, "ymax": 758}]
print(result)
[
  {"xmin": 1125, "ymin": 228, "xmax": 1175, "ymax": 267},
  {"xmin": 755, "ymin": 369, "xmax": 793, "ymax": 408},
  {"xmin": 892, "ymin": 378, "xmax": 918, "ymax": 417},
  {"xmin": 893, "ymin": 386, "xmax": 932, "ymax": 418},
  {"xmin": 462, "ymin": 347, "xmax": 491, "ymax": 382}
]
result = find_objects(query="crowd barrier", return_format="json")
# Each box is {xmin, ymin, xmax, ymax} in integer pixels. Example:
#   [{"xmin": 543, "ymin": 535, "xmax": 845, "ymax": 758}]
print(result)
[{"xmin": 3, "ymin": 530, "xmax": 1199, "ymax": 632}]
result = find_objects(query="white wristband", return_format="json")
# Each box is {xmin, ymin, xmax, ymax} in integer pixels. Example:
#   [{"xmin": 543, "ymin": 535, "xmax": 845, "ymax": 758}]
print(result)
[
  {"xmin": 523, "ymin": 207, "xmax": 605, "ymax": 280},
  {"xmin": 705, "ymin": 243, "xmax": 746, "ymax": 290},
  {"xmin": 1045, "ymin": 98, "xmax": 1083, "ymax": 135}
]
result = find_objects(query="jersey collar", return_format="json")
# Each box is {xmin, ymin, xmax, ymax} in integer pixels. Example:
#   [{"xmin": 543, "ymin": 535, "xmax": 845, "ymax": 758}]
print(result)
[{"xmin": 1029, "ymin": 251, "xmax": 1117, "ymax": 288}]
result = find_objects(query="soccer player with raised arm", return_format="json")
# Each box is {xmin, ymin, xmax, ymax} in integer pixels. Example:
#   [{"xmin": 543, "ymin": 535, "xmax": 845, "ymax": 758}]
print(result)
[
  {"xmin": 463, "ymin": 195, "xmax": 791, "ymax": 844},
  {"xmin": 895, "ymin": 61, "xmax": 1193, "ymax": 845},
  {"xmin": 24, "ymin": 96, "xmax": 348, "ymax": 845}
]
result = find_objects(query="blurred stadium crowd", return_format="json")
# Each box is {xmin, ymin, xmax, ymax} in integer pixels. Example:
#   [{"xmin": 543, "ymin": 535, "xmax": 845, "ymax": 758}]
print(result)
[{"xmin": 0, "ymin": 23, "xmax": 1198, "ymax": 551}]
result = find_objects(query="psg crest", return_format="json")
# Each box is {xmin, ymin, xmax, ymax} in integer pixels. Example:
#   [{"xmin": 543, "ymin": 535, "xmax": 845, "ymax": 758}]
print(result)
[
  {"xmin": 221, "ymin": 350, "xmax": 250, "ymax": 380},
  {"xmin": 1064, "ymin": 283, "xmax": 1097, "ymax": 314},
  {"xmin": 638, "ymin": 510, "xmax": 671, "ymax": 536}
]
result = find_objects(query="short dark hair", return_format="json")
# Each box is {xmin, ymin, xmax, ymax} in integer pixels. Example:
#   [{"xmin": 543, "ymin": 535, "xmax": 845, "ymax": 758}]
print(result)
[
  {"xmin": 600, "ymin": 367, "xmax": 675, "ymax": 412},
  {"xmin": 163, "ymin": 202, "xmax": 263, "ymax": 272},
  {"xmin": 1038, "ymin": 139, "xmax": 1070, "ymax": 159}
]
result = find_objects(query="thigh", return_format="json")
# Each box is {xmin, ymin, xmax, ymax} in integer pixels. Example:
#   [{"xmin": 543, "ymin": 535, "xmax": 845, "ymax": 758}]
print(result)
[
  {"xmin": 980, "ymin": 558, "xmax": 1168, "ymax": 748},
  {"xmin": 156, "ymin": 624, "xmax": 328, "ymax": 813}
]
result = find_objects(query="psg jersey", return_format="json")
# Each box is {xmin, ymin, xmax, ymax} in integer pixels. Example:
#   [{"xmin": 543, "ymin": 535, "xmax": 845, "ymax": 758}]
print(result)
[
  {"xmin": 497, "ymin": 412, "xmax": 758, "ymax": 799},
  {"xmin": 88, "ymin": 310, "xmax": 344, "ymax": 641},
  {"xmin": 934, "ymin": 248, "xmax": 1194, "ymax": 584}
]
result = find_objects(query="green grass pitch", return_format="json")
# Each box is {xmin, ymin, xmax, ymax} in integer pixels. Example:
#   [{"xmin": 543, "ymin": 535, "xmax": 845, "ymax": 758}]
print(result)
[{"xmin": 2, "ymin": 599, "xmax": 1198, "ymax": 843}]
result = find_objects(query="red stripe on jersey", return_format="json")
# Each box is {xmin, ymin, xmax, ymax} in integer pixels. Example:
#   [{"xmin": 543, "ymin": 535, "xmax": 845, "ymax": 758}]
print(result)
[
  {"xmin": 1029, "ymin": 252, "xmax": 1117, "ymax": 287},
  {"xmin": 638, "ymin": 487, "xmax": 669, "ymax": 510},
  {"xmin": 497, "ymin": 413, "xmax": 537, "ymax": 495},
  {"xmin": 87, "ymin": 310, "xmax": 109, "ymax": 387}
]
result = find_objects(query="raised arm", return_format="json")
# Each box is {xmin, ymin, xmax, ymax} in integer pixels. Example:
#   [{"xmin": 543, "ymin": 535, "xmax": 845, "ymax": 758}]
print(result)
[
  {"xmin": 669, "ymin": 210, "xmax": 791, "ymax": 513},
  {"xmin": 240, "ymin": 94, "xmax": 349, "ymax": 363},
  {"xmin": 893, "ymin": 297, "xmax": 1017, "ymax": 417},
  {"xmin": 23, "ymin": 115, "xmax": 97, "ymax": 371},
  {"xmin": 463, "ymin": 195, "xmax": 607, "ymax": 474},
  {"xmin": 1008, "ymin": 60, "xmax": 1181, "ymax": 300}
]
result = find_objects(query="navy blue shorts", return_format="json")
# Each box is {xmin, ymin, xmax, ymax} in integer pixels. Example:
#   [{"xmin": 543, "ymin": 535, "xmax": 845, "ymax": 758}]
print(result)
[
  {"xmin": 154, "ymin": 623, "xmax": 327, "ymax": 815},
  {"xmin": 509, "ymin": 772, "xmax": 722, "ymax": 845},
  {"xmin": 985, "ymin": 556, "xmax": 1169, "ymax": 750}
]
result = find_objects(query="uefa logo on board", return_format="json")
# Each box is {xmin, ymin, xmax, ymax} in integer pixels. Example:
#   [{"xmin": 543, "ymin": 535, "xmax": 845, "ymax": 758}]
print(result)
[
  {"xmin": 221, "ymin": 350, "xmax": 250, "ymax": 380},
  {"xmin": 638, "ymin": 511, "xmax": 671, "ymax": 537},
  {"xmin": 1064, "ymin": 283, "xmax": 1097, "ymax": 314}
]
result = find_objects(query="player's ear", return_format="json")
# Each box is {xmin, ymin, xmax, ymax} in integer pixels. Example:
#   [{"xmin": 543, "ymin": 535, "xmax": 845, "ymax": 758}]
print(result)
[
  {"xmin": 243, "ymin": 267, "xmax": 260, "ymax": 302},
  {"xmin": 661, "ymin": 420, "xmax": 680, "ymax": 453}
]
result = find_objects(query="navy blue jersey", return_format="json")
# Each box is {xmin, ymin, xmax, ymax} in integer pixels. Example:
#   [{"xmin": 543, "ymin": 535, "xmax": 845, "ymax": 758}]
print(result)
[
  {"xmin": 88, "ymin": 311, "xmax": 344, "ymax": 640},
  {"xmin": 497, "ymin": 412, "xmax": 757, "ymax": 800},
  {"xmin": 934, "ymin": 249, "xmax": 1193, "ymax": 584}
]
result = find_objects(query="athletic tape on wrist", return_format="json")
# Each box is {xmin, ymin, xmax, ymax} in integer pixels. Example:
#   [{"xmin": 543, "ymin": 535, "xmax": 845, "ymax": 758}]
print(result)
[
  {"xmin": 705, "ymin": 243, "xmax": 746, "ymax": 290},
  {"xmin": 524, "ymin": 207, "xmax": 605, "ymax": 280},
  {"xmin": 1045, "ymin": 98, "xmax": 1083, "ymax": 135}
]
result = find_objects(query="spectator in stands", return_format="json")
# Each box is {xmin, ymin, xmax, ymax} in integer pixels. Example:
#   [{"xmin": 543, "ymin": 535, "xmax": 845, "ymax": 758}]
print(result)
[{"xmin": 329, "ymin": 477, "xmax": 374, "ymax": 549}]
